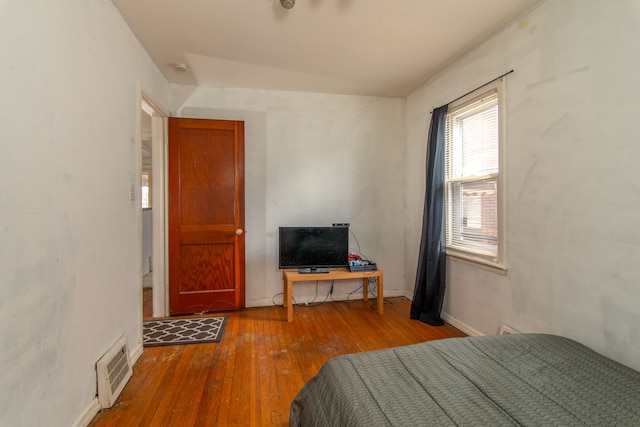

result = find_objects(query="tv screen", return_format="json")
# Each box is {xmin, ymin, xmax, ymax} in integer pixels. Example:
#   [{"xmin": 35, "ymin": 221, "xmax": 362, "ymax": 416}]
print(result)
[{"xmin": 278, "ymin": 226, "xmax": 349, "ymax": 273}]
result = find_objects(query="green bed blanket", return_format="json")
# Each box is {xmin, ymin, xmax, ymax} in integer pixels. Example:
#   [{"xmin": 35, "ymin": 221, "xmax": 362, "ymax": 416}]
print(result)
[{"xmin": 290, "ymin": 334, "xmax": 640, "ymax": 426}]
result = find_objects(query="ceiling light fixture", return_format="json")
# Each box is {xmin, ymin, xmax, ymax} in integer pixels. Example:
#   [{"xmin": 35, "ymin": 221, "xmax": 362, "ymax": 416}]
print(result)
[
  {"xmin": 280, "ymin": 0, "xmax": 295, "ymax": 9},
  {"xmin": 174, "ymin": 63, "xmax": 188, "ymax": 72}
]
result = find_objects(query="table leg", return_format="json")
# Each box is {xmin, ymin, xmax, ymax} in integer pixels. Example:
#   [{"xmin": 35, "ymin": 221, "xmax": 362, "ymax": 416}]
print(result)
[
  {"xmin": 377, "ymin": 272, "xmax": 384, "ymax": 315},
  {"xmin": 286, "ymin": 278, "xmax": 293, "ymax": 322},
  {"xmin": 283, "ymin": 280, "xmax": 287, "ymax": 308},
  {"xmin": 362, "ymin": 278, "xmax": 369, "ymax": 301}
]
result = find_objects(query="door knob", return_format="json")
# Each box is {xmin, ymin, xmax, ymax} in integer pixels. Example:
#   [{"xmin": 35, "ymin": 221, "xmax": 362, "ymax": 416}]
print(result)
[{"xmin": 235, "ymin": 228, "xmax": 244, "ymax": 236}]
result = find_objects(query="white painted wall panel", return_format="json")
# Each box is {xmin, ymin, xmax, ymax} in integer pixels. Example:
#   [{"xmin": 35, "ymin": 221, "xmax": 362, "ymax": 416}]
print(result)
[
  {"xmin": 142, "ymin": 209, "xmax": 152, "ymax": 276},
  {"xmin": 405, "ymin": 0, "xmax": 640, "ymax": 370},
  {"xmin": 0, "ymin": 0, "xmax": 168, "ymax": 425},
  {"xmin": 170, "ymin": 86, "xmax": 406, "ymax": 306}
]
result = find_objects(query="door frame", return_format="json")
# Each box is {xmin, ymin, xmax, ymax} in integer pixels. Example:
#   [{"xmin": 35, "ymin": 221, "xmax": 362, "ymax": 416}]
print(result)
[{"xmin": 139, "ymin": 88, "xmax": 170, "ymax": 318}]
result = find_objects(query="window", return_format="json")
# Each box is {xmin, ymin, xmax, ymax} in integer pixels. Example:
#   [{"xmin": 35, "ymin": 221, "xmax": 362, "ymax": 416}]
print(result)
[
  {"xmin": 141, "ymin": 169, "xmax": 151, "ymax": 209},
  {"xmin": 445, "ymin": 81, "xmax": 505, "ymax": 268}
]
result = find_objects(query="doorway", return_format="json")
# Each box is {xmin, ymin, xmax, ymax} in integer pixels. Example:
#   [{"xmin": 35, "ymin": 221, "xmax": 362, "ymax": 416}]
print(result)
[
  {"xmin": 139, "ymin": 91, "xmax": 168, "ymax": 319},
  {"xmin": 137, "ymin": 102, "xmax": 246, "ymax": 317}
]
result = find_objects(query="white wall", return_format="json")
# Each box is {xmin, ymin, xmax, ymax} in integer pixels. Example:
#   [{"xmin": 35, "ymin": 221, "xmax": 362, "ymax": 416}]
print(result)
[
  {"xmin": 405, "ymin": 0, "xmax": 640, "ymax": 370},
  {"xmin": 142, "ymin": 209, "xmax": 152, "ymax": 277},
  {"xmin": 4, "ymin": 1, "xmax": 638, "ymax": 425},
  {"xmin": 0, "ymin": 1, "xmax": 168, "ymax": 426},
  {"xmin": 170, "ymin": 86, "xmax": 406, "ymax": 305}
]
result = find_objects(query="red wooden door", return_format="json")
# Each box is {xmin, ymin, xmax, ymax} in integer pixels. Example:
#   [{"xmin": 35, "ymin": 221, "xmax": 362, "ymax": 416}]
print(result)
[{"xmin": 168, "ymin": 118, "xmax": 245, "ymax": 315}]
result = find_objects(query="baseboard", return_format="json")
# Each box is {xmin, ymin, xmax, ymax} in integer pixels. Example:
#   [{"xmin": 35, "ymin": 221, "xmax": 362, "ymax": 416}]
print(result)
[
  {"xmin": 246, "ymin": 289, "xmax": 407, "ymax": 308},
  {"xmin": 440, "ymin": 312, "xmax": 484, "ymax": 337},
  {"xmin": 130, "ymin": 342, "xmax": 144, "ymax": 365},
  {"xmin": 402, "ymin": 292, "xmax": 485, "ymax": 337},
  {"xmin": 71, "ymin": 397, "xmax": 101, "ymax": 427}
]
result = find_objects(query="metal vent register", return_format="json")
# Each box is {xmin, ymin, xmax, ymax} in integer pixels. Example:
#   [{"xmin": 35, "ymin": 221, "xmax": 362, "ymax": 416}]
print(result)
[{"xmin": 96, "ymin": 335, "xmax": 133, "ymax": 408}]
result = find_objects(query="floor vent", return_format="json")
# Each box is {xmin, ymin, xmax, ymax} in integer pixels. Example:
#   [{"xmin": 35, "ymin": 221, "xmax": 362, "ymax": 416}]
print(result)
[
  {"xmin": 499, "ymin": 325, "xmax": 520, "ymax": 335},
  {"xmin": 96, "ymin": 335, "xmax": 133, "ymax": 409}
]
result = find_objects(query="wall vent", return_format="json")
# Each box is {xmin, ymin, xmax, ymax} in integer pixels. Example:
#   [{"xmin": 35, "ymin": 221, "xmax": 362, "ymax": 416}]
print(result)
[
  {"xmin": 96, "ymin": 335, "xmax": 133, "ymax": 409},
  {"xmin": 499, "ymin": 325, "xmax": 520, "ymax": 335}
]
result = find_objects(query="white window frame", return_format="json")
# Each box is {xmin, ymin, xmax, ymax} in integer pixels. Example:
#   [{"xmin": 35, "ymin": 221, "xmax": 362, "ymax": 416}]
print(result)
[{"xmin": 445, "ymin": 79, "xmax": 506, "ymax": 270}]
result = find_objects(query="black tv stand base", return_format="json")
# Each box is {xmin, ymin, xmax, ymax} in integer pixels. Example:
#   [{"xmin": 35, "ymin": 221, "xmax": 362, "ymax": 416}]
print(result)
[{"xmin": 298, "ymin": 267, "xmax": 330, "ymax": 274}]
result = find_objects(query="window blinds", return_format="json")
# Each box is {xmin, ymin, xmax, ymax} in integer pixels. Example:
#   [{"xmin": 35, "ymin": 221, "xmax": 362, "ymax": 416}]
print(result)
[{"xmin": 445, "ymin": 92, "xmax": 499, "ymax": 261}]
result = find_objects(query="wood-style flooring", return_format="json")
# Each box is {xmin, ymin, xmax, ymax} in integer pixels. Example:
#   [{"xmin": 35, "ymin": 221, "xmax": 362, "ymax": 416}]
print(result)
[{"xmin": 89, "ymin": 293, "xmax": 465, "ymax": 427}]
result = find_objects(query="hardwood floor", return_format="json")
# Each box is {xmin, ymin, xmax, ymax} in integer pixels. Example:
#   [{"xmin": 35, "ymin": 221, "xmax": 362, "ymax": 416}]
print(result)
[{"xmin": 89, "ymin": 296, "xmax": 465, "ymax": 427}]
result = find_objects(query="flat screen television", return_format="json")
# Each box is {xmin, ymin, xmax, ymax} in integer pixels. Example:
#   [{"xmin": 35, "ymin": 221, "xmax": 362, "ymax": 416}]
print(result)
[{"xmin": 278, "ymin": 226, "xmax": 349, "ymax": 273}]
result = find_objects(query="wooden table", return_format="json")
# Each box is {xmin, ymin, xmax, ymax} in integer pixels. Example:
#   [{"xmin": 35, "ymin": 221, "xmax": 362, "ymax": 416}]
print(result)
[{"xmin": 282, "ymin": 268, "xmax": 384, "ymax": 322}]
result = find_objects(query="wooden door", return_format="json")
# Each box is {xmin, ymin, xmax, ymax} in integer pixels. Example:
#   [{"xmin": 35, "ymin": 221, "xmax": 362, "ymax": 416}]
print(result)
[{"xmin": 168, "ymin": 118, "xmax": 245, "ymax": 315}]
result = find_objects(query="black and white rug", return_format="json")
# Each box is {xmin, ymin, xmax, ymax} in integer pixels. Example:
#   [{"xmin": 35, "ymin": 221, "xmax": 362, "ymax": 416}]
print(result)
[{"xmin": 143, "ymin": 317, "xmax": 228, "ymax": 347}]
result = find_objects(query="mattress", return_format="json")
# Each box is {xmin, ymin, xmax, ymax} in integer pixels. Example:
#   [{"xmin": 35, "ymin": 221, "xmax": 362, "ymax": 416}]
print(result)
[{"xmin": 290, "ymin": 334, "xmax": 640, "ymax": 426}]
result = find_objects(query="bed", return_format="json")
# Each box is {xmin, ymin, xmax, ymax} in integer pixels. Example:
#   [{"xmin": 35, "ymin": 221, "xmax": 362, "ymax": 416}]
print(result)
[{"xmin": 290, "ymin": 334, "xmax": 640, "ymax": 426}]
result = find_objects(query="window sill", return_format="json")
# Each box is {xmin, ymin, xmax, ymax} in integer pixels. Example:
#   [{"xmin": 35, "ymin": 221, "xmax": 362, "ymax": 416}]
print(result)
[{"xmin": 446, "ymin": 251, "xmax": 507, "ymax": 275}]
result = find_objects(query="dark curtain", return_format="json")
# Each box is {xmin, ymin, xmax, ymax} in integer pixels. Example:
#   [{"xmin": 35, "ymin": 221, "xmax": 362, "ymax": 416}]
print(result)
[{"xmin": 410, "ymin": 105, "xmax": 448, "ymax": 326}]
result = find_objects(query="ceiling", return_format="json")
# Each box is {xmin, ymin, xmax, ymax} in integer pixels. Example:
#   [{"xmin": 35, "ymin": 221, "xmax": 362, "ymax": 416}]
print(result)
[{"xmin": 113, "ymin": 0, "xmax": 539, "ymax": 98}]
